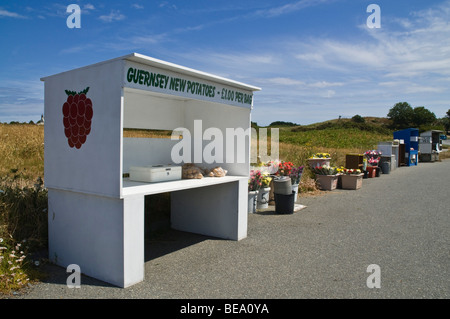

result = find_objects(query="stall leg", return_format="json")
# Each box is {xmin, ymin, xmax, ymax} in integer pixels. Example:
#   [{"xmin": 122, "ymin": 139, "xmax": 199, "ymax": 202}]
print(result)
[
  {"xmin": 48, "ymin": 189, "xmax": 144, "ymax": 287},
  {"xmin": 171, "ymin": 179, "xmax": 248, "ymax": 241}
]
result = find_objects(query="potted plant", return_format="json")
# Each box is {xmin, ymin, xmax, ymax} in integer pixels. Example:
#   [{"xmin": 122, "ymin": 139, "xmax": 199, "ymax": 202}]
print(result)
[
  {"xmin": 248, "ymin": 169, "xmax": 262, "ymax": 213},
  {"xmin": 340, "ymin": 168, "xmax": 364, "ymax": 190},
  {"xmin": 312, "ymin": 165, "xmax": 340, "ymax": 191},
  {"xmin": 308, "ymin": 153, "xmax": 331, "ymax": 169},
  {"xmin": 257, "ymin": 173, "xmax": 272, "ymax": 209}
]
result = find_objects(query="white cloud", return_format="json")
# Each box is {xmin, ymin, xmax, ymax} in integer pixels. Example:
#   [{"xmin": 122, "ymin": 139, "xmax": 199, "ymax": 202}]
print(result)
[
  {"xmin": 308, "ymin": 81, "xmax": 344, "ymax": 88},
  {"xmin": 131, "ymin": 33, "xmax": 168, "ymax": 45},
  {"xmin": 254, "ymin": 0, "xmax": 334, "ymax": 18},
  {"xmin": 264, "ymin": 77, "xmax": 305, "ymax": 86},
  {"xmin": 99, "ymin": 10, "xmax": 125, "ymax": 22},
  {"xmin": 84, "ymin": 4, "xmax": 95, "ymax": 11},
  {"xmin": 0, "ymin": 8, "xmax": 26, "ymax": 19},
  {"xmin": 132, "ymin": 4, "xmax": 144, "ymax": 9},
  {"xmin": 159, "ymin": 2, "xmax": 177, "ymax": 10}
]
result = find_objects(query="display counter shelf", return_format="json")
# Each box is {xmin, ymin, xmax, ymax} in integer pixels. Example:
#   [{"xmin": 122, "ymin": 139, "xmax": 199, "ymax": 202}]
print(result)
[{"xmin": 122, "ymin": 175, "xmax": 246, "ymax": 197}]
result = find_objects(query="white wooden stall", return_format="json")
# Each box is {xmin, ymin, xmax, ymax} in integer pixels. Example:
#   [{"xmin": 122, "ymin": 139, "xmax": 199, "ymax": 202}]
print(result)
[
  {"xmin": 419, "ymin": 130, "xmax": 443, "ymax": 162},
  {"xmin": 41, "ymin": 53, "xmax": 260, "ymax": 287}
]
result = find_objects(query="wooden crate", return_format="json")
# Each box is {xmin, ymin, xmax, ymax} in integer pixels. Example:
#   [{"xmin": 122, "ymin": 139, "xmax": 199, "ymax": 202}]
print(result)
[{"xmin": 345, "ymin": 154, "xmax": 364, "ymax": 170}]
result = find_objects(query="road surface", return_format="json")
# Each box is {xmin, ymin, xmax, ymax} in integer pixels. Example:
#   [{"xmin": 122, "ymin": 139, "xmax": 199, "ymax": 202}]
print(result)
[{"xmin": 13, "ymin": 159, "xmax": 450, "ymax": 299}]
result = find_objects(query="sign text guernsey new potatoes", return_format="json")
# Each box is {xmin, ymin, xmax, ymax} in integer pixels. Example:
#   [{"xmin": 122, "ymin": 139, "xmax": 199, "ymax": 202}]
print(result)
[{"xmin": 124, "ymin": 61, "xmax": 254, "ymax": 108}]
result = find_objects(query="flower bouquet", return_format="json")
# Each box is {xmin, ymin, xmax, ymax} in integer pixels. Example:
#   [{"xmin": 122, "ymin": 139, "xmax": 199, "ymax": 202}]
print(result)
[
  {"xmin": 277, "ymin": 161, "xmax": 294, "ymax": 176},
  {"xmin": 248, "ymin": 169, "xmax": 262, "ymax": 192},
  {"xmin": 340, "ymin": 168, "xmax": 364, "ymax": 190},
  {"xmin": 257, "ymin": 173, "xmax": 272, "ymax": 209},
  {"xmin": 364, "ymin": 150, "xmax": 382, "ymax": 166},
  {"xmin": 311, "ymin": 165, "xmax": 340, "ymax": 176},
  {"xmin": 289, "ymin": 165, "xmax": 304, "ymax": 185},
  {"xmin": 310, "ymin": 152, "xmax": 331, "ymax": 159},
  {"xmin": 261, "ymin": 173, "xmax": 272, "ymax": 188},
  {"xmin": 308, "ymin": 153, "xmax": 331, "ymax": 169},
  {"xmin": 248, "ymin": 169, "xmax": 262, "ymax": 213},
  {"xmin": 262, "ymin": 159, "xmax": 281, "ymax": 175},
  {"xmin": 342, "ymin": 168, "xmax": 362, "ymax": 175}
]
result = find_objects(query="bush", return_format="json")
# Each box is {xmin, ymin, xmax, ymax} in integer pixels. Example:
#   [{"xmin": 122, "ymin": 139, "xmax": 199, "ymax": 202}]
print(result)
[
  {"xmin": 352, "ymin": 115, "xmax": 365, "ymax": 123},
  {"xmin": 0, "ymin": 177, "xmax": 48, "ymax": 252},
  {"xmin": 0, "ymin": 176, "xmax": 48, "ymax": 295},
  {"xmin": 269, "ymin": 121, "xmax": 299, "ymax": 127}
]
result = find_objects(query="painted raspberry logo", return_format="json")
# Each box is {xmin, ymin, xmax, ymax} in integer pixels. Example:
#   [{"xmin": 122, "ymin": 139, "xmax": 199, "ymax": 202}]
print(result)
[{"xmin": 62, "ymin": 87, "xmax": 93, "ymax": 149}]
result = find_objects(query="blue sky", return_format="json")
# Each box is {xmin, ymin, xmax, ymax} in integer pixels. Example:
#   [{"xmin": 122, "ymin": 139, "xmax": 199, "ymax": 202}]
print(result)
[{"xmin": 0, "ymin": 0, "xmax": 449, "ymax": 125}]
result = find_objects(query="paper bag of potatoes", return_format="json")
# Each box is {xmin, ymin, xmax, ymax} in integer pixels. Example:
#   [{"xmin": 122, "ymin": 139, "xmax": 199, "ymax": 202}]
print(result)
[{"xmin": 182, "ymin": 164, "xmax": 228, "ymax": 179}]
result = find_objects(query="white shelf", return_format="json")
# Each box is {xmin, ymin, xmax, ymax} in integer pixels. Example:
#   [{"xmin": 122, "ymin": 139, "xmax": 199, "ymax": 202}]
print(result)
[{"xmin": 121, "ymin": 175, "xmax": 247, "ymax": 198}]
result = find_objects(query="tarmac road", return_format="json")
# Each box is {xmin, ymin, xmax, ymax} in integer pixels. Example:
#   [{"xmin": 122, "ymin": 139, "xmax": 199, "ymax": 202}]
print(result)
[{"xmin": 13, "ymin": 159, "xmax": 450, "ymax": 299}]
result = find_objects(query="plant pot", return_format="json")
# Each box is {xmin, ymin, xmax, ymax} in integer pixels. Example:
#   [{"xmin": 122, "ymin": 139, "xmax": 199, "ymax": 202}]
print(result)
[
  {"xmin": 337, "ymin": 175, "xmax": 343, "ymax": 189},
  {"xmin": 341, "ymin": 173, "xmax": 364, "ymax": 190},
  {"xmin": 256, "ymin": 187, "xmax": 270, "ymax": 209},
  {"xmin": 315, "ymin": 174, "xmax": 339, "ymax": 191},
  {"xmin": 273, "ymin": 176, "xmax": 292, "ymax": 195},
  {"xmin": 274, "ymin": 192, "xmax": 295, "ymax": 214},
  {"xmin": 308, "ymin": 158, "xmax": 331, "ymax": 169},
  {"xmin": 375, "ymin": 167, "xmax": 381, "ymax": 177},
  {"xmin": 291, "ymin": 183, "xmax": 299, "ymax": 202},
  {"xmin": 248, "ymin": 190, "xmax": 258, "ymax": 214},
  {"xmin": 268, "ymin": 178, "xmax": 275, "ymax": 206},
  {"xmin": 381, "ymin": 161, "xmax": 390, "ymax": 174},
  {"xmin": 366, "ymin": 166, "xmax": 376, "ymax": 178}
]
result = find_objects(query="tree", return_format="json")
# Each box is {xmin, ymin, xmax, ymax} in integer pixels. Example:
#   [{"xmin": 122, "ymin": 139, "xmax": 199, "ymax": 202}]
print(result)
[
  {"xmin": 352, "ymin": 114, "xmax": 365, "ymax": 123},
  {"xmin": 444, "ymin": 109, "xmax": 450, "ymax": 133},
  {"xmin": 387, "ymin": 102, "xmax": 414, "ymax": 129},
  {"xmin": 269, "ymin": 121, "xmax": 298, "ymax": 127},
  {"xmin": 411, "ymin": 106, "xmax": 436, "ymax": 127}
]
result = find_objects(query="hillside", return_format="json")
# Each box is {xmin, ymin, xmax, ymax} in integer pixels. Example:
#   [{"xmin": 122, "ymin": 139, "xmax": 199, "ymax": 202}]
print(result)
[{"xmin": 0, "ymin": 118, "xmax": 392, "ymax": 181}]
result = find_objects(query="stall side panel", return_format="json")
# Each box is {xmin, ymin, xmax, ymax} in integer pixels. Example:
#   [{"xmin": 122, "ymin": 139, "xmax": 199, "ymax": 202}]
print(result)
[
  {"xmin": 183, "ymin": 100, "xmax": 251, "ymax": 176},
  {"xmin": 43, "ymin": 60, "xmax": 123, "ymax": 197}
]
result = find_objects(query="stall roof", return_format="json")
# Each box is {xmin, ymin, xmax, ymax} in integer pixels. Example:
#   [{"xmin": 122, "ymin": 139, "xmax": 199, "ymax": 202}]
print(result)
[
  {"xmin": 41, "ymin": 53, "xmax": 261, "ymax": 92},
  {"xmin": 420, "ymin": 130, "xmax": 444, "ymax": 134}
]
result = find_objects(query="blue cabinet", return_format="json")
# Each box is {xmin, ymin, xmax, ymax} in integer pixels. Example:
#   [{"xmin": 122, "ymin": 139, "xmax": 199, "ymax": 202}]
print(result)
[{"xmin": 393, "ymin": 128, "xmax": 419, "ymax": 166}]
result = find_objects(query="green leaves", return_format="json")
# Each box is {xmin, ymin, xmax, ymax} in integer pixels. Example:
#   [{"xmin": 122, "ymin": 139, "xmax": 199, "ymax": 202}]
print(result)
[{"xmin": 65, "ymin": 87, "xmax": 90, "ymax": 96}]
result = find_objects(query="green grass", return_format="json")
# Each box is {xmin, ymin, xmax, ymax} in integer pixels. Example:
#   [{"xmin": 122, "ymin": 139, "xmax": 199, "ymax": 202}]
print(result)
[
  {"xmin": 0, "ymin": 124, "xmax": 44, "ymax": 181},
  {"xmin": 0, "ymin": 124, "xmax": 46, "ymax": 295},
  {"xmin": 280, "ymin": 127, "xmax": 392, "ymax": 150}
]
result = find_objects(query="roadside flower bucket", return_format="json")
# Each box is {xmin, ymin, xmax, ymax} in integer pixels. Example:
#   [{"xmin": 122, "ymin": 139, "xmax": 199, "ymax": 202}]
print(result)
[
  {"xmin": 366, "ymin": 166, "xmax": 376, "ymax": 178},
  {"xmin": 340, "ymin": 169, "xmax": 364, "ymax": 190},
  {"xmin": 381, "ymin": 161, "xmax": 390, "ymax": 174},
  {"xmin": 256, "ymin": 173, "xmax": 272, "ymax": 209},
  {"xmin": 248, "ymin": 190, "xmax": 258, "ymax": 213},
  {"xmin": 375, "ymin": 167, "xmax": 381, "ymax": 177},
  {"xmin": 248, "ymin": 169, "xmax": 262, "ymax": 213},
  {"xmin": 274, "ymin": 192, "xmax": 295, "ymax": 214},
  {"xmin": 291, "ymin": 183, "xmax": 299, "ymax": 202},
  {"xmin": 308, "ymin": 153, "xmax": 331, "ymax": 169},
  {"xmin": 316, "ymin": 174, "xmax": 339, "ymax": 191},
  {"xmin": 312, "ymin": 165, "xmax": 339, "ymax": 191},
  {"xmin": 289, "ymin": 165, "xmax": 303, "ymax": 203},
  {"xmin": 256, "ymin": 187, "xmax": 270, "ymax": 209}
]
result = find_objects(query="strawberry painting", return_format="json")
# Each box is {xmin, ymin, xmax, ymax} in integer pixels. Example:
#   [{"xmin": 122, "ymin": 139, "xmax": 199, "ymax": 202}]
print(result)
[{"xmin": 62, "ymin": 87, "xmax": 93, "ymax": 149}]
